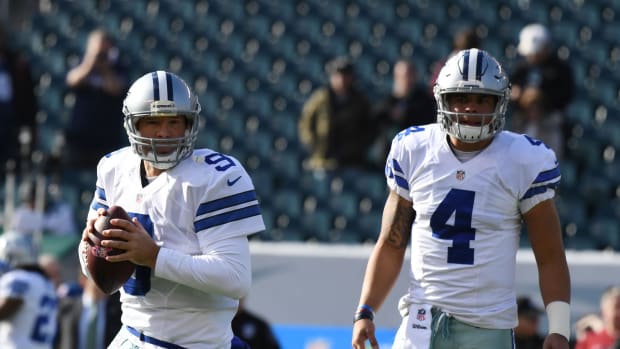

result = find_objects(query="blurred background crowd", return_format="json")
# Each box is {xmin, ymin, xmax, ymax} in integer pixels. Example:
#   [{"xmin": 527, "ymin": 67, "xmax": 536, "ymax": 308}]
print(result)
[{"xmin": 3, "ymin": 0, "xmax": 620, "ymax": 249}]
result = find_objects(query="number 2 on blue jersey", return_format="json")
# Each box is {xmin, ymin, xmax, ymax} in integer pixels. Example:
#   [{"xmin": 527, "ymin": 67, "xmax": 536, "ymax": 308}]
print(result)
[
  {"xmin": 31, "ymin": 294, "xmax": 57, "ymax": 344},
  {"xmin": 430, "ymin": 189, "xmax": 476, "ymax": 265}
]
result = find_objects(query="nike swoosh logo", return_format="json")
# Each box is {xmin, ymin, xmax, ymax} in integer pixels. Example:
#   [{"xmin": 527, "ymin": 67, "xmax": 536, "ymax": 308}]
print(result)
[{"xmin": 227, "ymin": 176, "xmax": 242, "ymax": 186}]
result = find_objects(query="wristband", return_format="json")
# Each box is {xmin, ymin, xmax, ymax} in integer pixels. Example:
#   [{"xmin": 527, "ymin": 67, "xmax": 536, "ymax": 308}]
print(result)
[
  {"xmin": 354, "ymin": 304, "xmax": 375, "ymax": 323},
  {"xmin": 546, "ymin": 301, "xmax": 571, "ymax": 340},
  {"xmin": 358, "ymin": 304, "xmax": 375, "ymax": 313},
  {"xmin": 354, "ymin": 310, "xmax": 374, "ymax": 323}
]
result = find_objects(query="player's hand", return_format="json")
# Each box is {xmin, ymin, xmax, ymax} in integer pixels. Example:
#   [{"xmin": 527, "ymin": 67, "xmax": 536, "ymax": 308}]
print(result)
[
  {"xmin": 352, "ymin": 319, "xmax": 379, "ymax": 349},
  {"xmin": 81, "ymin": 208, "xmax": 107, "ymax": 241},
  {"xmin": 543, "ymin": 333, "xmax": 569, "ymax": 349},
  {"xmin": 100, "ymin": 217, "xmax": 161, "ymax": 269}
]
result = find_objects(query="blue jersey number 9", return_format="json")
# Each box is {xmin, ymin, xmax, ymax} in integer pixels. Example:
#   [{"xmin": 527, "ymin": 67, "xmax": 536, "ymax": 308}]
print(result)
[{"xmin": 123, "ymin": 213, "xmax": 154, "ymax": 296}]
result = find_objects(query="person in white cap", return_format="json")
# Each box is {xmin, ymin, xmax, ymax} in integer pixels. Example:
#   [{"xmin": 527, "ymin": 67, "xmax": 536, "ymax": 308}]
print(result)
[{"xmin": 509, "ymin": 23, "xmax": 575, "ymax": 160}]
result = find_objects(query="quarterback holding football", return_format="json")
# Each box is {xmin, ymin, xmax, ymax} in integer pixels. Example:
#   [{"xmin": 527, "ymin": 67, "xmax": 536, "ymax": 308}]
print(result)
[{"xmin": 78, "ymin": 71, "xmax": 264, "ymax": 348}]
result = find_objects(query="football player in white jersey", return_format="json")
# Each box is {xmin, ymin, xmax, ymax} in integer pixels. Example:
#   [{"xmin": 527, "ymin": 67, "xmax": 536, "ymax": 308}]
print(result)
[
  {"xmin": 0, "ymin": 232, "xmax": 59, "ymax": 349},
  {"xmin": 77, "ymin": 71, "xmax": 263, "ymax": 348},
  {"xmin": 352, "ymin": 49, "xmax": 570, "ymax": 349}
]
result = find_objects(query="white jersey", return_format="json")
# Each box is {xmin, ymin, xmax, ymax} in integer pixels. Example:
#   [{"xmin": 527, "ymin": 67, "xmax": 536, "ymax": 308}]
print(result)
[
  {"xmin": 0, "ymin": 269, "xmax": 58, "ymax": 349},
  {"xmin": 386, "ymin": 124, "xmax": 560, "ymax": 329},
  {"xmin": 88, "ymin": 147, "xmax": 265, "ymax": 348}
]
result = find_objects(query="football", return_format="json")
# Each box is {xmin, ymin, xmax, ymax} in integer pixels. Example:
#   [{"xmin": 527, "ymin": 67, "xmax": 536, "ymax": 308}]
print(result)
[{"xmin": 86, "ymin": 205, "xmax": 136, "ymax": 294}]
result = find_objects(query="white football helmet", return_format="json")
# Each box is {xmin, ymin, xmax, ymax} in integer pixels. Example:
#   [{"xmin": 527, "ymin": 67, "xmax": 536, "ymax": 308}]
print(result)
[
  {"xmin": 433, "ymin": 49, "xmax": 510, "ymax": 143},
  {"xmin": 0, "ymin": 232, "xmax": 38, "ymax": 274},
  {"xmin": 123, "ymin": 71, "xmax": 201, "ymax": 169}
]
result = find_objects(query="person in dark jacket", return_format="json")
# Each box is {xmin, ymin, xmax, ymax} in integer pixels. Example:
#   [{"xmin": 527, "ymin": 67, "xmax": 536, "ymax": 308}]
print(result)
[
  {"xmin": 371, "ymin": 59, "xmax": 436, "ymax": 169},
  {"xmin": 298, "ymin": 56, "xmax": 374, "ymax": 172},
  {"xmin": 514, "ymin": 296, "xmax": 546, "ymax": 349},
  {"xmin": 232, "ymin": 298, "xmax": 281, "ymax": 349},
  {"xmin": 0, "ymin": 22, "xmax": 38, "ymax": 174},
  {"xmin": 509, "ymin": 23, "xmax": 575, "ymax": 160}
]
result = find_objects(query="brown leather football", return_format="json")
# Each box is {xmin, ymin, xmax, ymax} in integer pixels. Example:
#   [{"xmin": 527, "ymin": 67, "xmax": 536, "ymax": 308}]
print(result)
[{"xmin": 86, "ymin": 205, "xmax": 136, "ymax": 294}]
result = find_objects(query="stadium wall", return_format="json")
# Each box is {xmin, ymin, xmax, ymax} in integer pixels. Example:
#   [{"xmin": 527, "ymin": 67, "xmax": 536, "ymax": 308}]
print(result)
[{"xmin": 247, "ymin": 242, "xmax": 620, "ymax": 349}]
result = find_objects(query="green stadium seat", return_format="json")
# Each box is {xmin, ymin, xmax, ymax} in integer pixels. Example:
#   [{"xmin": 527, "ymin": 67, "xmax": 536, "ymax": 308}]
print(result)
[
  {"xmin": 550, "ymin": 20, "xmax": 579, "ymax": 47},
  {"xmin": 558, "ymin": 158, "xmax": 578, "ymax": 192},
  {"xmin": 589, "ymin": 216, "xmax": 620, "ymax": 250},
  {"xmin": 271, "ymin": 112, "xmax": 298, "ymax": 142},
  {"xmin": 272, "ymin": 189, "xmax": 302, "ymax": 219},
  {"xmin": 271, "ymin": 149, "xmax": 301, "ymax": 183},
  {"xmin": 578, "ymin": 3, "xmax": 602, "ymax": 29},
  {"xmin": 357, "ymin": 211, "xmax": 382, "ymax": 242},
  {"xmin": 300, "ymin": 172, "xmax": 331, "ymax": 203},
  {"xmin": 265, "ymin": 227, "xmax": 306, "ymax": 242},
  {"xmin": 354, "ymin": 172, "xmax": 388, "ymax": 205},
  {"xmin": 564, "ymin": 233, "xmax": 598, "ymax": 251},
  {"xmin": 244, "ymin": 130, "xmax": 273, "ymax": 162},
  {"xmin": 566, "ymin": 136, "xmax": 601, "ymax": 170},
  {"xmin": 249, "ymin": 168, "xmax": 274, "ymax": 206},
  {"xmin": 328, "ymin": 191, "xmax": 359, "ymax": 220},
  {"xmin": 555, "ymin": 194, "xmax": 588, "ymax": 231},
  {"xmin": 255, "ymin": 207, "xmax": 274, "ymax": 241},
  {"xmin": 396, "ymin": 17, "xmax": 424, "ymax": 42},
  {"xmin": 301, "ymin": 209, "xmax": 332, "ymax": 242},
  {"xmin": 578, "ymin": 171, "xmax": 613, "ymax": 205},
  {"xmin": 327, "ymin": 228, "xmax": 362, "ymax": 244},
  {"xmin": 566, "ymin": 98, "xmax": 594, "ymax": 126}
]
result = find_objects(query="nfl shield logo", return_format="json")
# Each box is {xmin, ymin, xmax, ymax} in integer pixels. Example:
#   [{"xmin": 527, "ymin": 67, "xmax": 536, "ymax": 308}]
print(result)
[
  {"xmin": 416, "ymin": 308, "xmax": 426, "ymax": 321},
  {"xmin": 456, "ymin": 170, "xmax": 465, "ymax": 181}
]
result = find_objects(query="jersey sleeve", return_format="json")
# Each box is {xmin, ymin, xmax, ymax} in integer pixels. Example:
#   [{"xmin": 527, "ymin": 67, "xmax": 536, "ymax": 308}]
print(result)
[
  {"xmin": 509, "ymin": 135, "xmax": 561, "ymax": 214},
  {"xmin": 88, "ymin": 149, "xmax": 125, "ymax": 220},
  {"xmin": 194, "ymin": 158, "xmax": 265, "ymax": 243},
  {"xmin": 0, "ymin": 272, "xmax": 30, "ymax": 300},
  {"xmin": 385, "ymin": 127, "xmax": 427, "ymax": 201}
]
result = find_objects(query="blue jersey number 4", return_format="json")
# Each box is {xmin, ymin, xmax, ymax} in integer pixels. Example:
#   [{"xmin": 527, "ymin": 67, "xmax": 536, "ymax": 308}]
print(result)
[{"xmin": 430, "ymin": 189, "xmax": 476, "ymax": 265}]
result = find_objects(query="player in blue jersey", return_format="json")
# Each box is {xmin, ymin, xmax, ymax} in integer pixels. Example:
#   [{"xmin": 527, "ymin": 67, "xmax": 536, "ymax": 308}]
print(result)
[
  {"xmin": 0, "ymin": 232, "xmax": 58, "ymax": 349},
  {"xmin": 352, "ymin": 49, "xmax": 570, "ymax": 349},
  {"xmin": 78, "ymin": 71, "xmax": 263, "ymax": 348}
]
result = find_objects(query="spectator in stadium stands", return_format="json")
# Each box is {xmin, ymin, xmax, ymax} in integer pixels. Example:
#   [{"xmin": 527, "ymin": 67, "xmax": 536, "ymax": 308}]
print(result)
[
  {"xmin": 509, "ymin": 23, "xmax": 575, "ymax": 160},
  {"xmin": 54, "ymin": 273, "xmax": 122, "ymax": 349},
  {"xmin": 10, "ymin": 179, "xmax": 78, "ymax": 237},
  {"xmin": 575, "ymin": 286, "xmax": 620, "ymax": 349},
  {"xmin": 574, "ymin": 313, "xmax": 604, "ymax": 345},
  {"xmin": 298, "ymin": 56, "xmax": 374, "ymax": 172},
  {"xmin": 514, "ymin": 296, "xmax": 546, "ymax": 349},
  {"xmin": 38, "ymin": 254, "xmax": 63, "ymax": 290},
  {"xmin": 63, "ymin": 28, "xmax": 129, "ymax": 171},
  {"xmin": 370, "ymin": 59, "xmax": 436, "ymax": 170},
  {"xmin": 232, "ymin": 298, "xmax": 281, "ymax": 349},
  {"xmin": 429, "ymin": 26, "xmax": 482, "ymax": 93},
  {"xmin": 352, "ymin": 49, "xmax": 570, "ymax": 349},
  {"xmin": 0, "ymin": 22, "xmax": 38, "ymax": 174}
]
